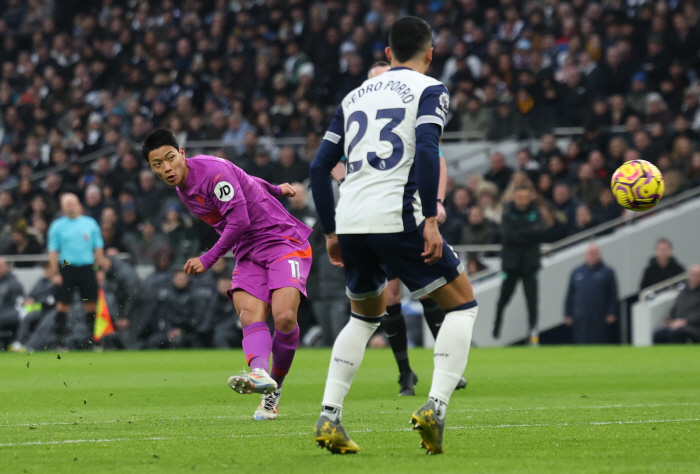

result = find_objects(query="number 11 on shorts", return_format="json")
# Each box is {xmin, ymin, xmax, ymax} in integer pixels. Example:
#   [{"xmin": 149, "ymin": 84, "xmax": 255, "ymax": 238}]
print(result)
[{"xmin": 288, "ymin": 260, "xmax": 301, "ymax": 279}]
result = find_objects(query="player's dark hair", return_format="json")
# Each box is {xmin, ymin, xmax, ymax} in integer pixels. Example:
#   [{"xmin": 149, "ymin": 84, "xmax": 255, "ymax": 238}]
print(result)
[
  {"xmin": 142, "ymin": 128, "xmax": 179, "ymax": 162},
  {"xmin": 389, "ymin": 17, "xmax": 432, "ymax": 63}
]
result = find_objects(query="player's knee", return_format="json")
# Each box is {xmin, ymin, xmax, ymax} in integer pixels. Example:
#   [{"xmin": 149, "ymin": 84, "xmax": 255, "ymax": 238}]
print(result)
[{"xmin": 273, "ymin": 308, "xmax": 297, "ymax": 332}]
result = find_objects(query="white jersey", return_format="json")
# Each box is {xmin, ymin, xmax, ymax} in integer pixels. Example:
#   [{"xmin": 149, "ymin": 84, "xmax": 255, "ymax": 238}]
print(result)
[{"xmin": 324, "ymin": 67, "xmax": 450, "ymax": 234}]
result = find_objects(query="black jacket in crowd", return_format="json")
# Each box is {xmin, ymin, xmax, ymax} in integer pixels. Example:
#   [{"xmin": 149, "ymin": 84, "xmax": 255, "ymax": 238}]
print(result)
[
  {"xmin": 500, "ymin": 201, "xmax": 545, "ymax": 274},
  {"xmin": 640, "ymin": 257, "xmax": 685, "ymax": 291}
]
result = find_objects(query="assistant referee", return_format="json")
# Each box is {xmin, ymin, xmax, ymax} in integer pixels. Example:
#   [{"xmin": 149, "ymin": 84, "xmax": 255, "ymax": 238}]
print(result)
[{"xmin": 48, "ymin": 193, "xmax": 109, "ymax": 346}]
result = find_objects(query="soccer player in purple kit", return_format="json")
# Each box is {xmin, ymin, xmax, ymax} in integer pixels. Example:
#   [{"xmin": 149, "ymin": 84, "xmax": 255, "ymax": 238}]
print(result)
[{"xmin": 142, "ymin": 129, "xmax": 312, "ymax": 421}]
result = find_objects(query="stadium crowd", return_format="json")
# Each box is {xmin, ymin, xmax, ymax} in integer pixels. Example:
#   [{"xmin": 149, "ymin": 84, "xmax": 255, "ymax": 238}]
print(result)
[{"xmin": 2, "ymin": 0, "xmax": 700, "ymax": 349}]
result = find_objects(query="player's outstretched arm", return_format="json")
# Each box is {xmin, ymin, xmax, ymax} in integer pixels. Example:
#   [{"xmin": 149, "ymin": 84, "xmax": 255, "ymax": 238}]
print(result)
[{"xmin": 250, "ymin": 175, "xmax": 285, "ymax": 197}]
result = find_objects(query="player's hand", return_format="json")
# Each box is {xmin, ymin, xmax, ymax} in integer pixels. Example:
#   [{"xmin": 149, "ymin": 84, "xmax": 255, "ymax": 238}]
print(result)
[
  {"xmin": 184, "ymin": 257, "xmax": 206, "ymax": 276},
  {"xmin": 436, "ymin": 202, "xmax": 447, "ymax": 225},
  {"xmin": 279, "ymin": 183, "xmax": 296, "ymax": 197},
  {"xmin": 605, "ymin": 314, "xmax": 617, "ymax": 325},
  {"xmin": 52, "ymin": 274, "xmax": 63, "ymax": 286},
  {"xmin": 421, "ymin": 217, "xmax": 443, "ymax": 265},
  {"xmin": 325, "ymin": 233, "xmax": 344, "ymax": 267},
  {"xmin": 564, "ymin": 316, "xmax": 573, "ymax": 326}
]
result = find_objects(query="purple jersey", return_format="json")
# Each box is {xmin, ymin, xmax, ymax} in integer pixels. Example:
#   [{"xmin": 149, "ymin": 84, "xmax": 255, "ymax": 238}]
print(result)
[{"xmin": 176, "ymin": 155, "xmax": 312, "ymax": 269}]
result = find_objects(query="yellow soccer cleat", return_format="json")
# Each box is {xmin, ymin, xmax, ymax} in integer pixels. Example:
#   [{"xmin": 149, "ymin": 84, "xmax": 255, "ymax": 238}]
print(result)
[
  {"xmin": 410, "ymin": 400, "xmax": 445, "ymax": 454},
  {"xmin": 314, "ymin": 414, "xmax": 360, "ymax": 454}
]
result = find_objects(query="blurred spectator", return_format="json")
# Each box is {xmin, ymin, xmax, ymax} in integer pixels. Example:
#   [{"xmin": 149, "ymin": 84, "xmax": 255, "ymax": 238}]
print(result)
[
  {"xmin": 161, "ymin": 203, "xmax": 197, "ymax": 265},
  {"xmin": 460, "ymin": 96, "xmax": 491, "ymax": 137},
  {"xmin": 125, "ymin": 220, "xmax": 170, "ymax": 266},
  {"xmin": 206, "ymin": 276, "xmax": 243, "ymax": 349},
  {"xmin": 515, "ymin": 148, "xmax": 540, "ymax": 184},
  {"xmin": 484, "ymin": 152, "xmax": 514, "ymax": 194},
  {"xmin": 535, "ymin": 134, "xmax": 561, "ymax": 166},
  {"xmin": 245, "ymin": 150, "xmax": 277, "ymax": 183},
  {"xmin": 493, "ymin": 184, "xmax": 543, "ymax": 343},
  {"xmin": 8, "ymin": 263, "xmax": 56, "ymax": 353},
  {"xmin": 640, "ymin": 239, "xmax": 685, "ymax": 290},
  {"xmin": 653, "ymin": 265, "xmax": 700, "ymax": 344},
  {"xmin": 476, "ymin": 180, "xmax": 502, "ymax": 224},
  {"xmin": 686, "ymin": 152, "xmax": 700, "ymax": 188},
  {"xmin": 83, "ymin": 184, "xmax": 104, "ymax": 222},
  {"xmin": 459, "ymin": 205, "xmax": 497, "ymax": 246},
  {"xmin": 487, "ymin": 100, "xmax": 518, "ymax": 141},
  {"xmin": 5, "ymin": 220, "xmax": 43, "ymax": 266},
  {"xmin": 146, "ymin": 270, "xmax": 212, "ymax": 349},
  {"xmin": 552, "ymin": 182, "xmax": 579, "ymax": 229},
  {"xmin": 273, "ymin": 147, "xmax": 309, "ymax": 185},
  {"xmin": 539, "ymin": 203, "xmax": 568, "ymax": 243},
  {"xmin": 565, "ymin": 244, "xmax": 619, "ymax": 344},
  {"xmin": 443, "ymin": 186, "xmax": 471, "ymax": 244},
  {"xmin": 573, "ymin": 163, "xmax": 604, "ymax": 208},
  {"xmin": 591, "ymin": 188, "xmax": 624, "ymax": 225},
  {"xmin": 99, "ymin": 253, "xmax": 146, "ymax": 350},
  {"xmin": 136, "ymin": 170, "xmax": 165, "ymax": 221},
  {"xmin": 568, "ymin": 204, "xmax": 597, "ymax": 236},
  {"xmin": 0, "ymin": 257, "xmax": 23, "ymax": 348}
]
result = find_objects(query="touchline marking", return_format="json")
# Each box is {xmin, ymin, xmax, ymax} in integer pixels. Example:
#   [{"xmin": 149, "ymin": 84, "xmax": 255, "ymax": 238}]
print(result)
[
  {"xmin": 3, "ymin": 402, "xmax": 698, "ymax": 429},
  {"xmin": 1, "ymin": 418, "xmax": 698, "ymax": 448}
]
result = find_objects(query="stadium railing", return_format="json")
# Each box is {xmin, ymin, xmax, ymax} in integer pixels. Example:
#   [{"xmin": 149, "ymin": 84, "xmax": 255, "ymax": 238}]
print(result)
[{"xmin": 631, "ymin": 272, "xmax": 688, "ymax": 346}]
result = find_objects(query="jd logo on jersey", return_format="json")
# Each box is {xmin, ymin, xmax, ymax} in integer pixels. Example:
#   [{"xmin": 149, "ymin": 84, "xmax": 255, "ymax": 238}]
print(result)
[{"xmin": 214, "ymin": 181, "xmax": 234, "ymax": 202}]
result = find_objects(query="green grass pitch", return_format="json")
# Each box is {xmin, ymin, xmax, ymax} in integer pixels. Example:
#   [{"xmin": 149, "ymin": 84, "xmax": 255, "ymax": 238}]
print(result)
[{"xmin": 2, "ymin": 346, "xmax": 699, "ymax": 473}]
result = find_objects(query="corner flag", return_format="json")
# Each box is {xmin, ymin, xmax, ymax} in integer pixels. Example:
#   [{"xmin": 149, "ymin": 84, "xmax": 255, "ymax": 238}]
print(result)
[{"xmin": 93, "ymin": 288, "xmax": 115, "ymax": 342}]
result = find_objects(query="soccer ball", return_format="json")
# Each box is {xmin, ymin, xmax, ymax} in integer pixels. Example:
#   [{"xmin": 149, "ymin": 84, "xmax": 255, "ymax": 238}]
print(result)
[{"xmin": 611, "ymin": 160, "xmax": 665, "ymax": 211}]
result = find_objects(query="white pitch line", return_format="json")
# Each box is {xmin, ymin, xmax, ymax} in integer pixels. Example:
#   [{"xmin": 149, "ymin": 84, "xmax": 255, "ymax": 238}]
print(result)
[
  {"xmin": 1, "ymin": 418, "xmax": 699, "ymax": 448},
  {"xmin": 2, "ymin": 402, "xmax": 698, "ymax": 429}
]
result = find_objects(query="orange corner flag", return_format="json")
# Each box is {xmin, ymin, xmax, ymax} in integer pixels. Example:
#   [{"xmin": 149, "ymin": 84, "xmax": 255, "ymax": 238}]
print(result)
[{"xmin": 93, "ymin": 288, "xmax": 115, "ymax": 342}]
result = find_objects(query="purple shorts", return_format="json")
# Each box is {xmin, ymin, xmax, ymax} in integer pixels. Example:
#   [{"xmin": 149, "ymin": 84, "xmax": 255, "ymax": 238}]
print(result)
[{"xmin": 228, "ymin": 237, "xmax": 312, "ymax": 305}]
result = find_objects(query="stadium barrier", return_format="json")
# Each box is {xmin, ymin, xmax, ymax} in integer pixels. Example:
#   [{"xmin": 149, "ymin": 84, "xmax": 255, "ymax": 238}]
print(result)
[{"xmin": 631, "ymin": 272, "xmax": 689, "ymax": 346}]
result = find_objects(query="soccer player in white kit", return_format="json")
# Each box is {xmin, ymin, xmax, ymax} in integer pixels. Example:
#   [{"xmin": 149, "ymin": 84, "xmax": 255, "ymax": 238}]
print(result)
[{"xmin": 310, "ymin": 17, "xmax": 479, "ymax": 455}]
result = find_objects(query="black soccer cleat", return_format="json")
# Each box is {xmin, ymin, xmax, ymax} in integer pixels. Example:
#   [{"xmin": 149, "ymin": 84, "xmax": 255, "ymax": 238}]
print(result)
[
  {"xmin": 398, "ymin": 370, "xmax": 418, "ymax": 396},
  {"xmin": 455, "ymin": 377, "xmax": 468, "ymax": 390}
]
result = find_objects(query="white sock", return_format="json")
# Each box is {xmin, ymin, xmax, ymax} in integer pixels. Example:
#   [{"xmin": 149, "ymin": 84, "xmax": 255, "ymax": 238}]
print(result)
[
  {"xmin": 321, "ymin": 313, "xmax": 383, "ymax": 417},
  {"xmin": 429, "ymin": 304, "xmax": 478, "ymax": 406}
]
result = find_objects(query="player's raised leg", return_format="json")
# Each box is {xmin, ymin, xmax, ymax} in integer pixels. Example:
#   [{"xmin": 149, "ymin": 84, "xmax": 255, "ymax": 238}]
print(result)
[
  {"xmin": 228, "ymin": 290, "xmax": 277, "ymax": 395},
  {"xmin": 254, "ymin": 242, "xmax": 311, "ymax": 420},
  {"xmin": 254, "ymin": 287, "xmax": 302, "ymax": 420}
]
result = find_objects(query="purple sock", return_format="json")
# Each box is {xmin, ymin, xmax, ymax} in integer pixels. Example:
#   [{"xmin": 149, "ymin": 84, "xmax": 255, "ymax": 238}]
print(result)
[
  {"xmin": 242, "ymin": 322, "xmax": 272, "ymax": 373},
  {"xmin": 271, "ymin": 325, "xmax": 300, "ymax": 388}
]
